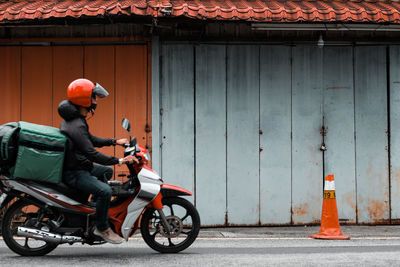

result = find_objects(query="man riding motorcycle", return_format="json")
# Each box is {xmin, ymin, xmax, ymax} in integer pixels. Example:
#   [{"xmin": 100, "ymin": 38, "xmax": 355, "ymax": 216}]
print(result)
[{"xmin": 57, "ymin": 78, "xmax": 137, "ymax": 244}]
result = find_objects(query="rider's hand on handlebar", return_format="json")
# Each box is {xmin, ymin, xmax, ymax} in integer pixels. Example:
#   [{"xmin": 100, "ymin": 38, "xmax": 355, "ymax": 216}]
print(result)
[
  {"xmin": 123, "ymin": 155, "xmax": 139, "ymax": 164},
  {"xmin": 116, "ymin": 138, "xmax": 129, "ymax": 146}
]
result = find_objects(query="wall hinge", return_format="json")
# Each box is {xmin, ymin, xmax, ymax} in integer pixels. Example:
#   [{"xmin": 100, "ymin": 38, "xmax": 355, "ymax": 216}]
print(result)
[{"xmin": 320, "ymin": 126, "xmax": 327, "ymax": 136}]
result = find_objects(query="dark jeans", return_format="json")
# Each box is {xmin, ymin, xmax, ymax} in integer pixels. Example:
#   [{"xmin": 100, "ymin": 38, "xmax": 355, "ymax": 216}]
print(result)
[
  {"xmin": 90, "ymin": 165, "xmax": 113, "ymax": 203},
  {"xmin": 90, "ymin": 164, "xmax": 114, "ymax": 182},
  {"xmin": 63, "ymin": 164, "xmax": 114, "ymax": 231}
]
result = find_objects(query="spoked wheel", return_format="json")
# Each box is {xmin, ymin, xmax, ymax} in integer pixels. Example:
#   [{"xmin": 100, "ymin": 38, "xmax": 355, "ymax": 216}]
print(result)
[
  {"xmin": 2, "ymin": 200, "xmax": 58, "ymax": 256},
  {"xmin": 140, "ymin": 197, "xmax": 200, "ymax": 253}
]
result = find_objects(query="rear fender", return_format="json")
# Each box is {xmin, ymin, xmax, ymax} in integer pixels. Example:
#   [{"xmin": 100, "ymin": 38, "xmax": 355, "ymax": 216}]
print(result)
[
  {"xmin": 0, "ymin": 192, "xmax": 37, "ymax": 229},
  {"xmin": 0, "ymin": 189, "xmax": 33, "ymax": 211},
  {"xmin": 0, "ymin": 191, "xmax": 45, "ymax": 211}
]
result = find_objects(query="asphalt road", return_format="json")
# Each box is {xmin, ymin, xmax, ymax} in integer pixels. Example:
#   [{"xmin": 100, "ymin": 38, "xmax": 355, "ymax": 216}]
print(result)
[{"xmin": 2, "ymin": 237, "xmax": 400, "ymax": 266}]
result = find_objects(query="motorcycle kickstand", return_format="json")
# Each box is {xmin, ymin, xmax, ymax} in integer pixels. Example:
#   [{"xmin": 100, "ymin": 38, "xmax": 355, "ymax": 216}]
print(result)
[{"xmin": 157, "ymin": 209, "xmax": 171, "ymax": 234}]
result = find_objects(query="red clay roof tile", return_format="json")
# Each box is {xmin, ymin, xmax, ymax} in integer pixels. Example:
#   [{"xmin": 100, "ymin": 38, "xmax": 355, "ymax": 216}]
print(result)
[{"xmin": 1, "ymin": 0, "xmax": 400, "ymax": 24}]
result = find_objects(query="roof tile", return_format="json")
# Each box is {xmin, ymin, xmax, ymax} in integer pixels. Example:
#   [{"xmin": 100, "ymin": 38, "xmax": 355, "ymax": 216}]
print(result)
[{"xmin": 1, "ymin": 0, "xmax": 400, "ymax": 24}]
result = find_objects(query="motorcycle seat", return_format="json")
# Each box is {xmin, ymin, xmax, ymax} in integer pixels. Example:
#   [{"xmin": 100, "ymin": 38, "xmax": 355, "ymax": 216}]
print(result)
[{"xmin": 18, "ymin": 179, "xmax": 89, "ymax": 204}]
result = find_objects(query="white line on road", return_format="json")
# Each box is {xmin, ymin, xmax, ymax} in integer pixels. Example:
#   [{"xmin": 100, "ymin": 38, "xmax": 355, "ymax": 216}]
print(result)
[
  {"xmin": 196, "ymin": 237, "xmax": 400, "ymax": 240},
  {"xmin": 3, "ymin": 236, "xmax": 400, "ymax": 241}
]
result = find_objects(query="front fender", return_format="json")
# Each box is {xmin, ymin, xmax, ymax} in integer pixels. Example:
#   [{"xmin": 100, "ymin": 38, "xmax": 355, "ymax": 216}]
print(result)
[{"xmin": 160, "ymin": 184, "xmax": 192, "ymax": 197}]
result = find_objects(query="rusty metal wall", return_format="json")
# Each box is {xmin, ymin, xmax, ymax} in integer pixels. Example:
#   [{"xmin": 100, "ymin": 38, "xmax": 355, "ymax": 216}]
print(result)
[
  {"xmin": 226, "ymin": 45, "xmax": 260, "ymax": 225},
  {"xmin": 195, "ymin": 44, "xmax": 227, "ymax": 225},
  {"xmin": 159, "ymin": 44, "xmax": 195, "ymax": 203},
  {"xmin": 323, "ymin": 46, "xmax": 357, "ymax": 223},
  {"xmin": 291, "ymin": 45, "xmax": 324, "ymax": 224},
  {"xmin": 259, "ymin": 45, "xmax": 292, "ymax": 224},
  {"xmin": 155, "ymin": 42, "xmax": 395, "ymax": 226},
  {"xmin": 354, "ymin": 46, "xmax": 389, "ymax": 223},
  {"xmin": 390, "ymin": 46, "xmax": 400, "ymax": 222}
]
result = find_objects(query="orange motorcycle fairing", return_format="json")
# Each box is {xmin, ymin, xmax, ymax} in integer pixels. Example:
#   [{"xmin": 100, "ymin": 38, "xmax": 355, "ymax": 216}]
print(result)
[{"xmin": 108, "ymin": 196, "xmax": 135, "ymax": 236}]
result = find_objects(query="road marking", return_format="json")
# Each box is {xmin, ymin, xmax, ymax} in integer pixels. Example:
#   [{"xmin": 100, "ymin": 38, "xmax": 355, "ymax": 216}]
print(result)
[
  {"xmin": 196, "ymin": 237, "xmax": 400, "ymax": 240},
  {"xmin": 4, "ymin": 236, "xmax": 400, "ymax": 241}
]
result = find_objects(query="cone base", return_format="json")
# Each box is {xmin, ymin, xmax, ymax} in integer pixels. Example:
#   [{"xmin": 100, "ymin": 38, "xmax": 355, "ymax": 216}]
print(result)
[{"xmin": 309, "ymin": 234, "xmax": 350, "ymax": 240}]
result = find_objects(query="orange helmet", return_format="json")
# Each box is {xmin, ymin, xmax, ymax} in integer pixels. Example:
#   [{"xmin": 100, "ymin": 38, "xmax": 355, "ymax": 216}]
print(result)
[{"xmin": 67, "ymin": 78, "xmax": 109, "ymax": 107}]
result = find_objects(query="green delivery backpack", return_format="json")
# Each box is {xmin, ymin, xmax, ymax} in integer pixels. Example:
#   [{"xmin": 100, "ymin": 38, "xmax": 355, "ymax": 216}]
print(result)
[
  {"xmin": 0, "ymin": 122, "xmax": 20, "ymax": 173},
  {"xmin": 12, "ymin": 121, "xmax": 67, "ymax": 184}
]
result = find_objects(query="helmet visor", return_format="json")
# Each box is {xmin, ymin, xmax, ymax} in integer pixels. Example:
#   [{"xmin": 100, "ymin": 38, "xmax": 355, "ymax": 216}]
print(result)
[{"xmin": 92, "ymin": 83, "xmax": 109, "ymax": 98}]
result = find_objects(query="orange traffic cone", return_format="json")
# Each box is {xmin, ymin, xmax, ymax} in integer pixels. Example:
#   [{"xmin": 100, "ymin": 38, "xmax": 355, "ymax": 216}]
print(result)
[{"xmin": 309, "ymin": 174, "xmax": 350, "ymax": 240}]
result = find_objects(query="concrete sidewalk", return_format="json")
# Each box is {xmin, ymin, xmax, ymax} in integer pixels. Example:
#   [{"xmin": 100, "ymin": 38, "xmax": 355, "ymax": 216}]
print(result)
[{"xmin": 197, "ymin": 225, "xmax": 400, "ymax": 239}]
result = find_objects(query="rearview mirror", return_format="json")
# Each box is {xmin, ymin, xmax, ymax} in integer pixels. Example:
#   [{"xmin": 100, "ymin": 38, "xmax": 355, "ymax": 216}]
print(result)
[
  {"xmin": 122, "ymin": 118, "xmax": 131, "ymax": 133},
  {"xmin": 122, "ymin": 118, "xmax": 132, "ymax": 142}
]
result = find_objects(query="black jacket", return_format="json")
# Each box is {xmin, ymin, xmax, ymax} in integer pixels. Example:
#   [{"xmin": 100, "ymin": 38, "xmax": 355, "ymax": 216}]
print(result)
[{"xmin": 58, "ymin": 100, "xmax": 119, "ymax": 172}]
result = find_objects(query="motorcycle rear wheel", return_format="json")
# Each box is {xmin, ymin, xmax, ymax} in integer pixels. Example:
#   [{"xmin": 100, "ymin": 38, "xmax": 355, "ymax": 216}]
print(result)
[
  {"xmin": 2, "ymin": 200, "xmax": 59, "ymax": 256},
  {"xmin": 140, "ymin": 196, "xmax": 200, "ymax": 253}
]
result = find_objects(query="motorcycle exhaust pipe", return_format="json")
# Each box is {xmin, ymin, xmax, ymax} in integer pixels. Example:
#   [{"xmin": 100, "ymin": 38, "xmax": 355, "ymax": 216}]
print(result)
[{"xmin": 17, "ymin": 226, "xmax": 82, "ymax": 244}]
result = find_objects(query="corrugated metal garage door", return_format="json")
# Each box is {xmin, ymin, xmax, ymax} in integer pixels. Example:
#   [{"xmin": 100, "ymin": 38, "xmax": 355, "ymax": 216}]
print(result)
[
  {"xmin": 0, "ymin": 44, "xmax": 151, "ymax": 176},
  {"xmin": 154, "ymin": 43, "xmax": 395, "ymax": 226}
]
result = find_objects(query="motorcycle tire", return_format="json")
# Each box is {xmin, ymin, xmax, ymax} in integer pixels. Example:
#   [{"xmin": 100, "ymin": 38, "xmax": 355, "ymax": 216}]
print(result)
[
  {"xmin": 2, "ymin": 200, "xmax": 59, "ymax": 256},
  {"xmin": 140, "ymin": 196, "xmax": 200, "ymax": 253}
]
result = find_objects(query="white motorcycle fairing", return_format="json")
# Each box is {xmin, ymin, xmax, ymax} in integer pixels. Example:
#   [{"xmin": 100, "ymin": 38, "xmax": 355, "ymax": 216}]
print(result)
[{"xmin": 120, "ymin": 167, "xmax": 162, "ymax": 239}]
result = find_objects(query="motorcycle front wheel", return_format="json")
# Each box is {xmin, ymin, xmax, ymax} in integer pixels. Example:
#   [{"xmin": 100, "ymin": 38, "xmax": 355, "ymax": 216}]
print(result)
[
  {"xmin": 2, "ymin": 200, "xmax": 58, "ymax": 256},
  {"xmin": 140, "ymin": 196, "xmax": 200, "ymax": 253}
]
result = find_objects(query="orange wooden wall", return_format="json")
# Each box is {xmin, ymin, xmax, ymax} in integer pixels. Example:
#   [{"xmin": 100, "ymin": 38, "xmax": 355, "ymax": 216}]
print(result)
[
  {"xmin": 0, "ymin": 47, "xmax": 21, "ymax": 122},
  {"xmin": 0, "ymin": 45, "xmax": 151, "ymax": 174}
]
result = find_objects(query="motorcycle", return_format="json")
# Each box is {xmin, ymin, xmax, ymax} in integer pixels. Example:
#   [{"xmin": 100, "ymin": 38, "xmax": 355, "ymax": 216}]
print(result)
[{"xmin": 0, "ymin": 118, "xmax": 200, "ymax": 256}]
